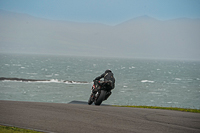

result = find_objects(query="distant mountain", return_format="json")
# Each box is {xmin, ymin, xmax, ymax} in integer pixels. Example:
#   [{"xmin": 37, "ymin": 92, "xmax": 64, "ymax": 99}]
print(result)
[
  {"xmin": 116, "ymin": 15, "xmax": 159, "ymax": 26},
  {"xmin": 0, "ymin": 10, "xmax": 200, "ymax": 60}
]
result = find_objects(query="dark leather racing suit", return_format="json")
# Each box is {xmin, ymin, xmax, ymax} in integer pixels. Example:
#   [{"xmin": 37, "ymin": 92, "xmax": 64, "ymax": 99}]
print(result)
[
  {"xmin": 93, "ymin": 70, "xmax": 115, "ymax": 100},
  {"xmin": 94, "ymin": 70, "xmax": 115, "ymax": 89}
]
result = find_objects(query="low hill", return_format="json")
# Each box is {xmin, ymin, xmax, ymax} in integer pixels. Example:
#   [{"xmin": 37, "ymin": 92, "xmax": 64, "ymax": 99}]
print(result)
[{"xmin": 0, "ymin": 10, "xmax": 200, "ymax": 59}]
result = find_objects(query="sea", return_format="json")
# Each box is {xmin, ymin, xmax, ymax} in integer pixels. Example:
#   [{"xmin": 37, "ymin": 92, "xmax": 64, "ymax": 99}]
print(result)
[{"xmin": 0, "ymin": 53, "xmax": 200, "ymax": 109}]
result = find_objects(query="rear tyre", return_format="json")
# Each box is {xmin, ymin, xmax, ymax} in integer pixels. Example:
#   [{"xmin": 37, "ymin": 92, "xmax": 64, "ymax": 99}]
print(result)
[{"xmin": 94, "ymin": 90, "xmax": 106, "ymax": 106}]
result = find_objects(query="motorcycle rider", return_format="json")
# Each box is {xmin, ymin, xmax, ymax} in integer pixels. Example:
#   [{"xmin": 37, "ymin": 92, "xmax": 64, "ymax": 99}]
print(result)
[{"xmin": 93, "ymin": 69, "xmax": 115, "ymax": 100}]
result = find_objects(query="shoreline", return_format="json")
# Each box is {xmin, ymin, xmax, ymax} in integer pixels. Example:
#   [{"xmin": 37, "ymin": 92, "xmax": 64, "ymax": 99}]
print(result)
[
  {"xmin": 113, "ymin": 105, "xmax": 200, "ymax": 113},
  {"xmin": 1, "ymin": 99, "xmax": 200, "ymax": 112}
]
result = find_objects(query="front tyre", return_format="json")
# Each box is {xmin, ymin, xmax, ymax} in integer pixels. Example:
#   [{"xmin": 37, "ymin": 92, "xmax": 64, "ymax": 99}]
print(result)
[
  {"xmin": 88, "ymin": 94, "xmax": 94, "ymax": 105},
  {"xmin": 94, "ymin": 90, "xmax": 106, "ymax": 106}
]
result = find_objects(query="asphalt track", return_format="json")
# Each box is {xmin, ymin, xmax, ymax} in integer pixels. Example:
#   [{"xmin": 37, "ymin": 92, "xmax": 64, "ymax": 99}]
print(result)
[{"xmin": 0, "ymin": 100, "xmax": 200, "ymax": 133}]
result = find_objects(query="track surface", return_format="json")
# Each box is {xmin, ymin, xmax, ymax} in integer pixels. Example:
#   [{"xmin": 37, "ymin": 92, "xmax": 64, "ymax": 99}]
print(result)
[{"xmin": 0, "ymin": 100, "xmax": 200, "ymax": 133}]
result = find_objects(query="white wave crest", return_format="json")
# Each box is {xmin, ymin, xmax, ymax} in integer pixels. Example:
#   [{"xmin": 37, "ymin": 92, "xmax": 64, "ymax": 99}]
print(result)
[
  {"xmin": 0, "ymin": 77, "xmax": 89, "ymax": 84},
  {"xmin": 35, "ymin": 79, "xmax": 61, "ymax": 83},
  {"xmin": 175, "ymin": 78, "xmax": 182, "ymax": 81},
  {"xmin": 36, "ymin": 79, "xmax": 89, "ymax": 84},
  {"xmin": 141, "ymin": 80, "xmax": 155, "ymax": 83}
]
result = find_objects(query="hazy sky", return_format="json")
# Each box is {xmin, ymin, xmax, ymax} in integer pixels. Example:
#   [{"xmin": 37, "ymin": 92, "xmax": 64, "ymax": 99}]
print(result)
[
  {"xmin": 0, "ymin": 0, "xmax": 200, "ymax": 60},
  {"xmin": 0, "ymin": 0, "xmax": 200, "ymax": 25}
]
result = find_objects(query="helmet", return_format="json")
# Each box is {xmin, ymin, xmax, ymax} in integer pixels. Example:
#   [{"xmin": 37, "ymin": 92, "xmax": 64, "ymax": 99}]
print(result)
[{"xmin": 105, "ymin": 69, "xmax": 112, "ymax": 73}]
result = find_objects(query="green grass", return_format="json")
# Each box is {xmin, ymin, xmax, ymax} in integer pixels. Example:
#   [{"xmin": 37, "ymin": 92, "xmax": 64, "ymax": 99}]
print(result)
[
  {"xmin": 113, "ymin": 105, "xmax": 200, "ymax": 113},
  {"xmin": 0, "ymin": 125, "xmax": 42, "ymax": 133}
]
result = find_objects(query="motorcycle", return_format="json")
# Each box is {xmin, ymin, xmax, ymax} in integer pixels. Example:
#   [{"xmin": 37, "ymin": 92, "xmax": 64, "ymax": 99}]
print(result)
[{"xmin": 88, "ymin": 80, "xmax": 112, "ymax": 106}]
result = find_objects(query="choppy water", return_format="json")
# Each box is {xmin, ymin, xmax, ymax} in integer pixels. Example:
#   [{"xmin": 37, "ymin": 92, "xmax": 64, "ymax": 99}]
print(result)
[{"xmin": 0, "ymin": 53, "xmax": 200, "ymax": 109}]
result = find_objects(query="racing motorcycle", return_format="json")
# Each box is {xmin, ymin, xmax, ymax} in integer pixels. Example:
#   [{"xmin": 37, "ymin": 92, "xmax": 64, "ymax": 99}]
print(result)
[{"xmin": 88, "ymin": 80, "xmax": 112, "ymax": 106}]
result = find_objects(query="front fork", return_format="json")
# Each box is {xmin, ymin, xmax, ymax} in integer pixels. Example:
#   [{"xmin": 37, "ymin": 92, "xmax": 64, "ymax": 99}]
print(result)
[
  {"xmin": 90, "ymin": 82, "xmax": 101, "ymax": 100},
  {"xmin": 90, "ymin": 89, "xmax": 99, "ymax": 101}
]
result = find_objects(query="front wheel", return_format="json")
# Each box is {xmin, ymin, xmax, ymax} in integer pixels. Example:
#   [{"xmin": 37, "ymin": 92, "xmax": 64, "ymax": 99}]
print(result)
[
  {"xmin": 94, "ymin": 90, "xmax": 106, "ymax": 106},
  {"xmin": 88, "ymin": 93, "xmax": 94, "ymax": 105}
]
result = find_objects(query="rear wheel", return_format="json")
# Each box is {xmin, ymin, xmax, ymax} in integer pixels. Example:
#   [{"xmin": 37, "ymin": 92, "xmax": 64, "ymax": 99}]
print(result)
[{"xmin": 94, "ymin": 90, "xmax": 106, "ymax": 106}]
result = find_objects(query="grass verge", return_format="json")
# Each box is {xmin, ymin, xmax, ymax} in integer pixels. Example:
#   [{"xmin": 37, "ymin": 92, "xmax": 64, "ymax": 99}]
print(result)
[
  {"xmin": 113, "ymin": 105, "xmax": 200, "ymax": 113},
  {"xmin": 0, "ymin": 125, "xmax": 42, "ymax": 133}
]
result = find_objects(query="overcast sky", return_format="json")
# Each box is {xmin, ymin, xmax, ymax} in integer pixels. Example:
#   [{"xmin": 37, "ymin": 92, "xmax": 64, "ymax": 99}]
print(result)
[{"xmin": 0, "ymin": 0, "xmax": 200, "ymax": 25}]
